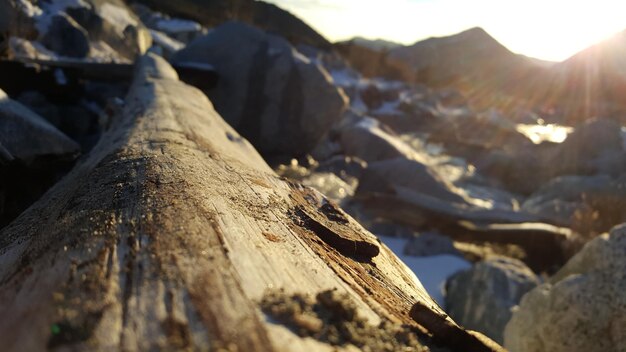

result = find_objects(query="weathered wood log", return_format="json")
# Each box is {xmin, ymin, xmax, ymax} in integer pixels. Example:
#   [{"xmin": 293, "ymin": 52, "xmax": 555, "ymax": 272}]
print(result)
[{"xmin": 0, "ymin": 54, "xmax": 502, "ymax": 351}]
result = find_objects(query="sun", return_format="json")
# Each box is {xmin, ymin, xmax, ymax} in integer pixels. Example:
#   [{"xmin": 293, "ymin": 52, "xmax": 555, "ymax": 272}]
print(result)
[{"xmin": 266, "ymin": 0, "xmax": 626, "ymax": 62}]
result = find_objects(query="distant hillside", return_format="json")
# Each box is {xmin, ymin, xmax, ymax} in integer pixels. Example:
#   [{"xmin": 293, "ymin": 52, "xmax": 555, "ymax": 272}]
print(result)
[
  {"xmin": 389, "ymin": 27, "xmax": 626, "ymax": 123},
  {"xmin": 338, "ymin": 37, "xmax": 403, "ymax": 51},
  {"xmin": 546, "ymin": 30, "xmax": 626, "ymax": 119},
  {"xmin": 389, "ymin": 27, "xmax": 546, "ymax": 90},
  {"xmin": 135, "ymin": 0, "xmax": 332, "ymax": 49},
  {"xmin": 334, "ymin": 41, "xmax": 414, "ymax": 81}
]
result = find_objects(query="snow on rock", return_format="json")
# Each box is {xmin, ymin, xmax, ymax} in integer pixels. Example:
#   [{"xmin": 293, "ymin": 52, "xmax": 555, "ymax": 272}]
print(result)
[
  {"xmin": 149, "ymin": 29, "xmax": 184, "ymax": 56},
  {"xmin": 15, "ymin": 0, "xmax": 42, "ymax": 18},
  {"xmin": 34, "ymin": 0, "xmax": 87, "ymax": 35},
  {"xmin": 329, "ymin": 68, "xmax": 361, "ymax": 88},
  {"xmin": 155, "ymin": 18, "xmax": 202, "ymax": 35}
]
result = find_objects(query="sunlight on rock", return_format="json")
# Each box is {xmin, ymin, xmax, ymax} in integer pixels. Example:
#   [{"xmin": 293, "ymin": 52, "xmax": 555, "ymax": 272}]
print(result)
[{"xmin": 516, "ymin": 123, "xmax": 573, "ymax": 144}]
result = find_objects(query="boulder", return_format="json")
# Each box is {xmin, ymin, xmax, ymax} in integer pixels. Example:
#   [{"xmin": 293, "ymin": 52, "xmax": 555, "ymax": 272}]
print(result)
[
  {"xmin": 134, "ymin": 0, "xmax": 332, "ymax": 49},
  {"xmin": 41, "ymin": 13, "xmax": 90, "ymax": 58},
  {"xmin": 473, "ymin": 147, "xmax": 548, "ymax": 195},
  {"xmin": 549, "ymin": 118, "xmax": 623, "ymax": 175},
  {"xmin": 499, "ymin": 118, "xmax": 625, "ymax": 188},
  {"xmin": 430, "ymin": 110, "xmax": 532, "ymax": 154},
  {"xmin": 522, "ymin": 175, "xmax": 626, "ymax": 233},
  {"xmin": 0, "ymin": 88, "xmax": 79, "ymax": 164},
  {"xmin": 377, "ymin": 91, "xmax": 440, "ymax": 134},
  {"xmin": 36, "ymin": 0, "xmax": 152, "ymax": 61},
  {"xmin": 73, "ymin": 0, "xmax": 151, "ymax": 58},
  {"xmin": 337, "ymin": 117, "xmax": 419, "ymax": 162},
  {"xmin": 0, "ymin": 87, "xmax": 80, "ymax": 227},
  {"xmin": 475, "ymin": 118, "xmax": 626, "ymax": 195},
  {"xmin": 0, "ymin": 0, "xmax": 38, "ymax": 53},
  {"xmin": 172, "ymin": 22, "xmax": 348, "ymax": 156},
  {"xmin": 445, "ymin": 257, "xmax": 540, "ymax": 344},
  {"xmin": 357, "ymin": 157, "xmax": 470, "ymax": 204},
  {"xmin": 504, "ymin": 224, "xmax": 626, "ymax": 352},
  {"xmin": 356, "ymin": 184, "xmax": 575, "ymax": 272}
]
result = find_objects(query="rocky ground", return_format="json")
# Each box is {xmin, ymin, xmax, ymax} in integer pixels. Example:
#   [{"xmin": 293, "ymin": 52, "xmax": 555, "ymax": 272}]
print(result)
[{"xmin": 1, "ymin": 1, "xmax": 625, "ymax": 351}]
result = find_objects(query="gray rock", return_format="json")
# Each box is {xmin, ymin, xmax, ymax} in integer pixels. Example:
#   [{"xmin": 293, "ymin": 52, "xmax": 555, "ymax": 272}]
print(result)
[
  {"xmin": 445, "ymin": 257, "xmax": 540, "ymax": 344},
  {"xmin": 473, "ymin": 146, "xmax": 548, "ymax": 195},
  {"xmin": 0, "ymin": 88, "xmax": 79, "ymax": 164},
  {"xmin": 404, "ymin": 232, "xmax": 460, "ymax": 257},
  {"xmin": 337, "ymin": 117, "xmax": 419, "ymax": 162},
  {"xmin": 357, "ymin": 157, "xmax": 470, "ymax": 204},
  {"xmin": 59, "ymin": 0, "xmax": 151, "ymax": 60},
  {"xmin": 172, "ymin": 22, "xmax": 348, "ymax": 155},
  {"xmin": 0, "ymin": 0, "xmax": 38, "ymax": 42},
  {"xmin": 504, "ymin": 224, "xmax": 626, "ymax": 352},
  {"xmin": 522, "ymin": 175, "xmax": 626, "ymax": 233},
  {"xmin": 41, "ymin": 13, "xmax": 90, "ymax": 58},
  {"xmin": 430, "ymin": 110, "xmax": 531, "ymax": 152},
  {"xmin": 553, "ymin": 118, "xmax": 623, "ymax": 171},
  {"xmin": 475, "ymin": 118, "xmax": 626, "ymax": 195}
]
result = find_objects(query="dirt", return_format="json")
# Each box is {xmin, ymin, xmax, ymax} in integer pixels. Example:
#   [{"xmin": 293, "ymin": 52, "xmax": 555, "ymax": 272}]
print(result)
[
  {"xmin": 260, "ymin": 289, "xmax": 438, "ymax": 352},
  {"xmin": 262, "ymin": 231, "xmax": 283, "ymax": 243}
]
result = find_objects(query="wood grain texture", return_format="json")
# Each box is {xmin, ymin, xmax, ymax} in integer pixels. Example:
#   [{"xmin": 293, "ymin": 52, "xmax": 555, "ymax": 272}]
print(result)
[{"xmin": 0, "ymin": 54, "xmax": 498, "ymax": 351}]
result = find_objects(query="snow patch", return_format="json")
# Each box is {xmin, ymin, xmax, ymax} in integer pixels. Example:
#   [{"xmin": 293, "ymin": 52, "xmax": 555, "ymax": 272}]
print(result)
[
  {"xmin": 354, "ymin": 116, "xmax": 379, "ymax": 130},
  {"xmin": 292, "ymin": 49, "xmax": 311, "ymax": 64},
  {"xmin": 377, "ymin": 235, "xmax": 471, "ymax": 304},
  {"xmin": 350, "ymin": 95, "xmax": 368, "ymax": 114},
  {"xmin": 156, "ymin": 18, "xmax": 201, "ymax": 34},
  {"xmin": 371, "ymin": 100, "xmax": 401, "ymax": 115},
  {"xmin": 149, "ymin": 29, "xmax": 184, "ymax": 52},
  {"xmin": 54, "ymin": 69, "xmax": 67, "ymax": 85},
  {"xmin": 329, "ymin": 69, "xmax": 359, "ymax": 87},
  {"xmin": 15, "ymin": 0, "xmax": 42, "ymax": 17}
]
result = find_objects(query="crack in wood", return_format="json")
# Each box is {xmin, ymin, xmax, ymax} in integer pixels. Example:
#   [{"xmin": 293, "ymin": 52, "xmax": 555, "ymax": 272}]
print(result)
[{"xmin": 291, "ymin": 206, "xmax": 379, "ymax": 262}]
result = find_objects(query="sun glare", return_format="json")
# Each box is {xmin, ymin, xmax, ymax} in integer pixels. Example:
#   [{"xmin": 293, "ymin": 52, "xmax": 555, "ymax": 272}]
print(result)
[{"xmin": 266, "ymin": 0, "xmax": 626, "ymax": 61}]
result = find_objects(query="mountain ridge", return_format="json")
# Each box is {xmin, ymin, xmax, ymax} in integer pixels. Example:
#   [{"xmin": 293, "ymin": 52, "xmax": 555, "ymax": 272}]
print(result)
[{"xmin": 389, "ymin": 26, "xmax": 626, "ymax": 123}]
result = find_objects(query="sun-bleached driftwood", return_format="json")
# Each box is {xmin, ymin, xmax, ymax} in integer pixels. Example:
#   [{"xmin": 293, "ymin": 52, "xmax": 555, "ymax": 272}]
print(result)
[{"xmin": 0, "ymin": 54, "xmax": 502, "ymax": 351}]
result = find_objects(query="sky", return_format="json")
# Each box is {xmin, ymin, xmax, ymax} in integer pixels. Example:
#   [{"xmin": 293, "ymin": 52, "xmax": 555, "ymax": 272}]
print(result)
[{"xmin": 264, "ymin": 0, "xmax": 626, "ymax": 62}]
